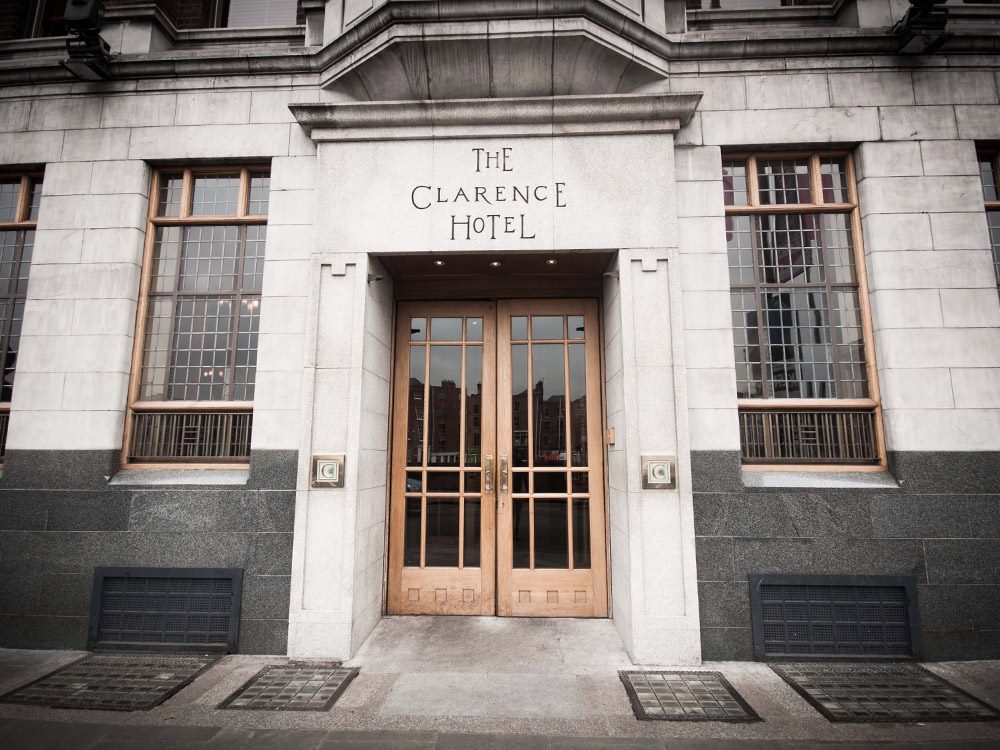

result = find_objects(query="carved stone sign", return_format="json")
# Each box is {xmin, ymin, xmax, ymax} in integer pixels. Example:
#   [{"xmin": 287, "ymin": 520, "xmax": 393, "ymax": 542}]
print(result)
[{"xmin": 409, "ymin": 147, "xmax": 568, "ymax": 242}]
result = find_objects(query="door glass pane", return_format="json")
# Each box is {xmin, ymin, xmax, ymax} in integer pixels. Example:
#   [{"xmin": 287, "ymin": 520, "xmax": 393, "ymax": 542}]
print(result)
[
  {"xmin": 465, "ymin": 346, "xmax": 483, "ymax": 466},
  {"xmin": 511, "ymin": 344, "xmax": 529, "ymax": 467},
  {"xmin": 512, "ymin": 472, "xmax": 529, "ymax": 494},
  {"xmin": 405, "ymin": 471, "xmax": 422, "ymax": 493},
  {"xmin": 569, "ymin": 343, "xmax": 588, "ymax": 467},
  {"xmin": 511, "ymin": 316, "xmax": 527, "ymax": 339},
  {"xmin": 568, "ymin": 315, "xmax": 585, "ymax": 339},
  {"xmin": 513, "ymin": 499, "xmax": 530, "ymax": 568},
  {"xmin": 404, "ymin": 498, "xmax": 422, "ymax": 566},
  {"xmin": 425, "ymin": 497, "xmax": 459, "ymax": 567},
  {"xmin": 465, "ymin": 472, "xmax": 481, "ymax": 493},
  {"xmin": 466, "ymin": 317, "xmax": 483, "ymax": 342},
  {"xmin": 534, "ymin": 499, "xmax": 569, "ymax": 569},
  {"xmin": 532, "ymin": 316, "xmax": 564, "ymax": 340},
  {"xmin": 428, "ymin": 345, "xmax": 461, "ymax": 466},
  {"xmin": 464, "ymin": 499, "xmax": 481, "ymax": 568},
  {"xmin": 573, "ymin": 499, "xmax": 591, "ymax": 569},
  {"xmin": 571, "ymin": 472, "xmax": 589, "ymax": 494},
  {"xmin": 406, "ymin": 345, "xmax": 426, "ymax": 466},
  {"xmin": 431, "ymin": 317, "xmax": 462, "ymax": 341},
  {"xmin": 534, "ymin": 473, "xmax": 567, "ymax": 494},
  {"xmin": 532, "ymin": 344, "xmax": 566, "ymax": 467},
  {"xmin": 426, "ymin": 472, "xmax": 460, "ymax": 492}
]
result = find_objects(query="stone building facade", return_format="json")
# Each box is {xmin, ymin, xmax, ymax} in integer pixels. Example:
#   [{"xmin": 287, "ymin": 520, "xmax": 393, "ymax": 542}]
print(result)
[{"xmin": 0, "ymin": 0, "xmax": 998, "ymax": 663}]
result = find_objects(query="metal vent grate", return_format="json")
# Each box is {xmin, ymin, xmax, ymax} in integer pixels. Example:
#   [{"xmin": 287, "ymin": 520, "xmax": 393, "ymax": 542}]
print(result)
[
  {"xmin": 89, "ymin": 568, "xmax": 243, "ymax": 652},
  {"xmin": 750, "ymin": 575, "xmax": 920, "ymax": 660}
]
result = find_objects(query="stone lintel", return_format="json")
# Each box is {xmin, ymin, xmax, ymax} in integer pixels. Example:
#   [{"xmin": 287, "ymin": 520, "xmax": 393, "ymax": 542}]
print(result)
[{"xmin": 290, "ymin": 93, "xmax": 702, "ymax": 141}]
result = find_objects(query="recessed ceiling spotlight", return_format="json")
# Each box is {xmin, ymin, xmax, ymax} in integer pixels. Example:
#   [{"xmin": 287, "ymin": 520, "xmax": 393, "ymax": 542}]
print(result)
[
  {"xmin": 433, "ymin": 260, "xmax": 445, "ymax": 267},
  {"xmin": 489, "ymin": 261, "xmax": 502, "ymax": 268},
  {"xmin": 545, "ymin": 258, "xmax": 558, "ymax": 266}
]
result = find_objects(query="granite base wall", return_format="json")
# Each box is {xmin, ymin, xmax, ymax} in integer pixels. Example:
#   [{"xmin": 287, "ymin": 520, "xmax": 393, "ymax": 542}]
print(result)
[
  {"xmin": 692, "ymin": 451, "xmax": 1000, "ymax": 662},
  {"xmin": 0, "ymin": 449, "xmax": 297, "ymax": 654}
]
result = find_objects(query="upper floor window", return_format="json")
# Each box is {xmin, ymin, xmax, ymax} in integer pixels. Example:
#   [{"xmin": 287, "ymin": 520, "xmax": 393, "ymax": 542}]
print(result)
[
  {"xmin": 0, "ymin": 171, "xmax": 42, "ymax": 459},
  {"xmin": 124, "ymin": 167, "xmax": 269, "ymax": 465},
  {"xmin": 723, "ymin": 153, "xmax": 883, "ymax": 467},
  {"xmin": 979, "ymin": 151, "xmax": 1000, "ymax": 297},
  {"xmin": 0, "ymin": 0, "xmax": 64, "ymax": 40}
]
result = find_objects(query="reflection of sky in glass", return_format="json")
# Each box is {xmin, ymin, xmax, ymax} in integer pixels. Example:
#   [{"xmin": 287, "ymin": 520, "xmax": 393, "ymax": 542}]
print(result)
[
  {"xmin": 429, "ymin": 345, "xmax": 461, "ymax": 387},
  {"xmin": 532, "ymin": 344, "xmax": 565, "ymax": 397}
]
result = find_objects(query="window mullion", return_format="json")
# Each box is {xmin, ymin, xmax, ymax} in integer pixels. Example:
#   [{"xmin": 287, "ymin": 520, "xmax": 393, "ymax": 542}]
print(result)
[{"xmin": 748, "ymin": 214, "xmax": 770, "ymax": 399}]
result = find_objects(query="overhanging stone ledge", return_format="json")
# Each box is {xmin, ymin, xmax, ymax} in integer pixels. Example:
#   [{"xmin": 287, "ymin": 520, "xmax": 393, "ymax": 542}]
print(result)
[{"xmin": 290, "ymin": 92, "xmax": 702, "ymax": 139}]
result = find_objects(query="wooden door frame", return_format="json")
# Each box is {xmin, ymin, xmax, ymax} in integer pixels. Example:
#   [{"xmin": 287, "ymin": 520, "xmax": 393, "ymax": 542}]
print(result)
[{"xmin": 383, "ymin": 297, "xmax": 611, "ymax": 618}]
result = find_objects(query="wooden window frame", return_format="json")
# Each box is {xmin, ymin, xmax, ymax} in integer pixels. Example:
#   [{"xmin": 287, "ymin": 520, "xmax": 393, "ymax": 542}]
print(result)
[
  {"xmin": 979, "ymin": 150, "xmax": 1000, "ymax": 293},
  {"xmin": 724, "ymin": 151, "xmax": 886, "ymax": 471},
  {"xmin": 0, "ymin": 170, "xmax": 43, "ymax": 462},
  {"xmin": 123, "ymin": 166, "xmax": 269, "ymax": 469}
]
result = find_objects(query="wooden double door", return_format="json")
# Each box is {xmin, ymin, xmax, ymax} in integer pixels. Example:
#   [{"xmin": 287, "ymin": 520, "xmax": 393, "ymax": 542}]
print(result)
[{"xmin": 387, "ymin": 299, "xmax": 608, "ymax": 617}]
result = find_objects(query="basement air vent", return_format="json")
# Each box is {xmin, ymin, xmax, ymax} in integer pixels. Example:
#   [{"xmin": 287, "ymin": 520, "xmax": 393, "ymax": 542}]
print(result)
[
  {"xmin": 749, "ymin": 574, "xmax": 921, "ymax": 661},
  {"xmin": 88, "ymin": 568, "xmax": 243, "ymax": 652}
]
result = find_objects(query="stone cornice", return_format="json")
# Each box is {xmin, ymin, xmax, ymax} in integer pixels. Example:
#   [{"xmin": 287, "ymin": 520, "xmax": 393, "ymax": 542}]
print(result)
[
  {"xmin": 290, "ymin": 92, "xmax": 702, "ymax": 141},
  {"xmin": 0, "ymin": 0, "xmax": 997, "ymax": 86}
]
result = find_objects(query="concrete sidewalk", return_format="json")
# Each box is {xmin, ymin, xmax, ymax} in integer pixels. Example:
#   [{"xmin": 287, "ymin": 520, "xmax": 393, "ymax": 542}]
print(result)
[{"xmin": 1, "ymin": 618, "xmax": 998, "ymax": 749}]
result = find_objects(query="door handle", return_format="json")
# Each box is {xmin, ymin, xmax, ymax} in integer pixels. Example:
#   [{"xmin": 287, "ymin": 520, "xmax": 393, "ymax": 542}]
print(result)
[
  {"xmin": 500, "ymin": 454, "xmax": 509, "ymax": 493},
  {"xmin": 483, "ymin": 455, "xmax": 493, "ymax": 495}
]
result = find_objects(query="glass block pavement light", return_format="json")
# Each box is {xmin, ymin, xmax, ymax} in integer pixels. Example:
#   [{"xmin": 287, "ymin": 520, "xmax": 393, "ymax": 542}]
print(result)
[
  {"xmin": 772, "ymin": 663, "xmax": 1000, "ymax": 723},
  {"xmin": 0, "ymin": 653, "xmax": 217, "ymax": 711},
  {"xmin": 219, "ymin": 664, "xmax": 359, "ymax": 711},
  {"xmin": 619, "ymin": 671, "xmax": 761, "ymax": 722}
]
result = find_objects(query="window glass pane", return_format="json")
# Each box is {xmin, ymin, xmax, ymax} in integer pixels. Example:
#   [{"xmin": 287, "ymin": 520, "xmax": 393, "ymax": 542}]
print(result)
[
  {"xmin": 831, "ymin": 289, "xmax": 869, "ymax": 399},
  {"xmin": 0, "ymin": 231, "xmax": 18, "ymax": 292},
  {"xmin": 227, "ymin": 0, "xmax": 299, "ymax": 27},
  {"xmin": 465, "ymin": 346, "xmax": 482, "ymax": 467},
  {"xmin": 822, "ymin": 213, "xmax": 856, "ymax": 284},
  {"xmin": 512, "ymin": 343, "xmax": 529, "ymax": 467},
  {"xmin": 762, "ymin": 289, "xmax": 833, "ymax": 398},
  {"xmin": 463, "ymin": 499, "xmax": 481, "ymax": 568},
  {"xmin": 178, "ymin": 225, "xmax": 240, "ymax": 293},
  {"xmin": 244, "ymin": 225, "xmax": 266, "ymax": 292},
  {"xmin": 988, "ymin": 210, "xmax": 1000, "ymax": 292},
  {"xmin": 191, "ymin": 173, "xmax": 240, "ymax": 216},
  {"xmin": 151, "ymin": 226, "xmax": 181, "ymax": 293},
  {"xmin": 168, "ymin": 296, "xmax": 233, "ymax": 400},
  {"xmin": 534, "ymin": 499, "xmax": 569, "ymax": 569},
  {"xmin": 157, "ymin": 173, "xmax": 183, "ymax": 217},
  {"xmin": 731, "ymin": 290, "xmax": 764, "ymax": 399},
  {"xmin": 427, "ymin": 345, "xmax": 461, "ymax": 466},
  {"xmin": 568, "ymin": 315, "xmax": 585, "ymax": 339},
  {"xmin": 569, "ymin": 343, "xmax": 588, "ymax": 467},
  {"xmin": 532, "ymin": 343, "xmax": 566, "ymax": 467},
  {"xmin": 248, "ymin": 172, "xmax": 270, "ymax": 215},
  {"xmin": 757, "ymin": 213, "xmax": 823, "ymax": 284},
  {"xmin": 28, "ymin": 179, "xmax": 43, "ymax": 221},
  {"xmin": 511, "ymin": 316, "xmax": 527, "ymax": 339},
  {"xmin": 0, "ymin": 180, "xmax": 19, "ymax": 222},
  {"xmin": 531, "ymin": 316, "xmax": 564, "ymax": 340},
  {"xmin": 426, "ymin": 472, "xmax": 460, "ymax": 492},
  {"xmin": 726, "ymin": 215, "xmax": 754, "ymax": 285},
  {"xmin": 232, "ymin": 296, "xmax": 260, "ymax": 401},
  {"xmin": 757, "ymin": 158, "xmax": 811, "ymax": 205},
  {"xmin": 406, "ymin": 345, "xmax": 426, "ymax": 465},
  {"xmin": 572, "ymin": 498, "xmax": 591, "ymax": 569},
  {"xmin": 722, "ymin": 160, "xmax": 748, "ymax": 206},
  {"xmin": 430, "ymin": 317, "xmax": 462, "ymax": 341},
  {"xmin": 512, "ymin": 499, "xmax": 530, "ymax": 568},
  {"xmin": 424, "ymin": 497, "xmax": 460, "ymax": 567},
  {"xmin": 410, "ymin": 317, "xmax": 426, "ymax": 341},
  {"xmin": 820, "ymin": 158, "xmax": 848, "ymax": 203},
  {"xmin": 1, "ymin": 301, "xmax": 23, "ymax": 402},
  {"xmin": 981, "ymin": 158, "xmax": 999, "ymax": 202},
  {"xmin": 466, "ymin": 317, "xmax": 483, "ymax": 342},
  {"xmin": 140, "ymin": 297, "xmax": 173, "ymax": 401},
  {"xmin": 404, "ymin": 498, "xmax": 421, "ymax": 566}
]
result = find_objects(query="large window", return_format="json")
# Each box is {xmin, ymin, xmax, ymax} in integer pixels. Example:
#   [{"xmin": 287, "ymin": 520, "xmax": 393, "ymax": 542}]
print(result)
[
  {"xmin": 125, "ymin": 167, "xmax": 269, "ymax": 465},
  {"xmin": 979, "ymin": 151, "xmax": 1000, "ymax": 297},
  {"xmin": 723, "ymin": 153, "xmax": 882, "ymax": 466},
  {"xmin": 0, "ymin": 171, "xmax": 41, "ymax": 459}
]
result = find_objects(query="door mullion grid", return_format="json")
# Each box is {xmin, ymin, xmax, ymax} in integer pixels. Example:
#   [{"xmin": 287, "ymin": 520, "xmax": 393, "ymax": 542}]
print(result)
[
  {"xmin": 561, "ymin": 327, "xmax": 574, "ymax": 572},
  {"xmin": 458, "ymin": 327, "xmax": 467, "ymax": 570},
  {"xmin": 526, "ymin": 324, "xmax": 535, "ymax": 571},
  {"xmin": 420, "ymin": 336, "xmax": 431, "ymax": 569}
]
